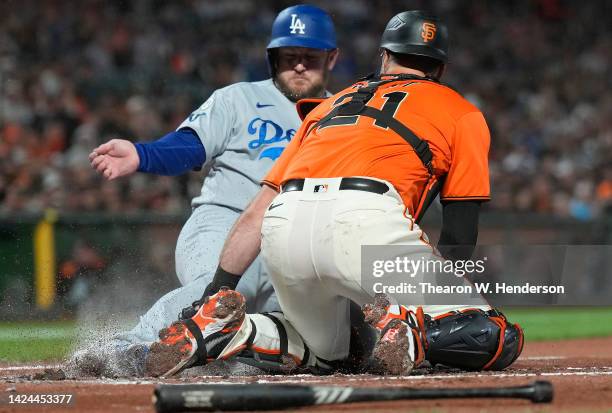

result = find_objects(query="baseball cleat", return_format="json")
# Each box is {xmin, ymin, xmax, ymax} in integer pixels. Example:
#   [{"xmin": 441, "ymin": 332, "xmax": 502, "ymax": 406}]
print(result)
[
  {"xmin": 145, "ymin": 287, "xmax": 246, "ymax": 377},
  {"xmin": 362, "ymin": 293, "xmax": 426, "ymax": 376}
]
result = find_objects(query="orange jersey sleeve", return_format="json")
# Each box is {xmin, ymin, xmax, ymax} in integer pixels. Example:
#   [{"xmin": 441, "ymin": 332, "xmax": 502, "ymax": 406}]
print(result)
[{"xmin": 440, "ymin": 111, "xmax": 491, "ymax": 201}]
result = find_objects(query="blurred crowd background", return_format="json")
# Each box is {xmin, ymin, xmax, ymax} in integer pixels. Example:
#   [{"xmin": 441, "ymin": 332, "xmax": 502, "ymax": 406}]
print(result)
[{"xmin": 1, "ymin": 0, "xmax": 611, "ymax": 220}]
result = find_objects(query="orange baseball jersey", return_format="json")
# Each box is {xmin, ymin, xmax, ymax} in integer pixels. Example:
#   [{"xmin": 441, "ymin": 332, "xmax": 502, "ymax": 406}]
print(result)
[{"xmin": 263, "ymin": 77, "xmax": 491, "ymax": 216}]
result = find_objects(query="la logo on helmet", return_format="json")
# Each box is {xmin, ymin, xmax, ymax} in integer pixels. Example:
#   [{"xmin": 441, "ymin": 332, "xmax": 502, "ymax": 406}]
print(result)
[{"xmin": 289, "ymin": 14, "xmax": 306, "ymax": 34}]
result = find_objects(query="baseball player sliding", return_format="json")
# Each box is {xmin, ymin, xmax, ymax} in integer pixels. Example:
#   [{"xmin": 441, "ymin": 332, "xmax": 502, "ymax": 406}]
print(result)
[
  {"xmin": 146, "ymin": 11, "xmax": 524, "ymax": 377},
  {"xmin": 84, "ymin": 5, "xmax": 338, "ymax": 374}
]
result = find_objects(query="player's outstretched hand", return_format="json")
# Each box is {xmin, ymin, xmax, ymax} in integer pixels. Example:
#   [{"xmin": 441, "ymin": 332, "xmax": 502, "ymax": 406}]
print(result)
[{"xmin": 89, "ymin": 139, "xmax": 140, "ymax": 180}]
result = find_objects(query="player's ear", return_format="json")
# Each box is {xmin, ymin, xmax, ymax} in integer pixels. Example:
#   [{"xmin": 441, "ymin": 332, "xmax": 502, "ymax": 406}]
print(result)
[
  {"xmin": 379, "ymin": 49, "xmax": 389, "ymax": 74},
  {"xmin": 326, "ymin": 49, "xmax": 339, "ymax": 71}
]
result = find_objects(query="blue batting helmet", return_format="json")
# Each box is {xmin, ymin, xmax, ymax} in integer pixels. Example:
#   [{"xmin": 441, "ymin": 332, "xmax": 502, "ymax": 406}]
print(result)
[{"xmin": 267, "ymin": 4, "xmax": 337, "ymax": 51}]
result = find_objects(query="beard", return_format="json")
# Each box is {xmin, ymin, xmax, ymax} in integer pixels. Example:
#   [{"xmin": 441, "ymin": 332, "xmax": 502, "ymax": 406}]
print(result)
[{"xmin": 274, "ymin": 74, "xmax": 328, "ymax": 102}]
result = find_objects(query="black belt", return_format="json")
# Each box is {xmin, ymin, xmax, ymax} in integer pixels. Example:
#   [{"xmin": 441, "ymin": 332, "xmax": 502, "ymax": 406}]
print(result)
[{"xmin": 281, "ymin": 177, "xmax": 389, "ymax": 194}]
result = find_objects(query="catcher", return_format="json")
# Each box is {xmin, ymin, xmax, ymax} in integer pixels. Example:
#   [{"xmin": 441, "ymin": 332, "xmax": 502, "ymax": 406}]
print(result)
[{"xmin": 146, "ymin": 10, "xmax": 524, "ymax": 377}]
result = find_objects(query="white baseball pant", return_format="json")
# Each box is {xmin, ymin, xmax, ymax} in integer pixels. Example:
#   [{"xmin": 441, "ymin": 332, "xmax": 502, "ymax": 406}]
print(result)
[{"xmin": 256, "ymin": 177, "xmax": 490, "ymax": 362}]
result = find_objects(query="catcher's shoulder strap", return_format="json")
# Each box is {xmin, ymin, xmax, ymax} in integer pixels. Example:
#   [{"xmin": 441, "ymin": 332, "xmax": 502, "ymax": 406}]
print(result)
[
  {"xmin": 312, "ymin": 74, "xmax": 446, "ymax": 222},
  {"xmin": 313, "ymin": 74, "xmax": 435, "ymax": 176}
]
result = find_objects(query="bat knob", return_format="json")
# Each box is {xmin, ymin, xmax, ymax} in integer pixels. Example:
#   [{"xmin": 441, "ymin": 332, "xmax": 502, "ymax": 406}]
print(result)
[{"xmin": 531, "ymin": 381, "xmax": 554, "ymax": 403}]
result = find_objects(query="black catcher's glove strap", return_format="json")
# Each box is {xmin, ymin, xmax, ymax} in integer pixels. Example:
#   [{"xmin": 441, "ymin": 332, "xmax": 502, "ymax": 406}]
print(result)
[{"xmin": 178, "ymin": 266, "xmax": 241, "ymax": 321}]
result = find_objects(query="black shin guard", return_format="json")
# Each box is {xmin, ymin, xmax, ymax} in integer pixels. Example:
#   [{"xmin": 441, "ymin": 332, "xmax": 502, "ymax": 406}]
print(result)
[{"xmin": 424, "ymin": 309, "xmax": 524, "ymax": 371}]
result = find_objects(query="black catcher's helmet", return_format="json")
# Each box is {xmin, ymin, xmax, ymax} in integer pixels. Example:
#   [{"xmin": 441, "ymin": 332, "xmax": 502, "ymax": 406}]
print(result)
[{"xmin": 380, "ymin": 11, "xmax": 449, "ymax": 63}]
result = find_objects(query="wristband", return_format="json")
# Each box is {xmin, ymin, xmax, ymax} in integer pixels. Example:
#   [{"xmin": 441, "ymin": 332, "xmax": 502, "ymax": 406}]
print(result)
[{"xmin": 206, "ymin": 266, "xmax": 241, "ymax": 295}]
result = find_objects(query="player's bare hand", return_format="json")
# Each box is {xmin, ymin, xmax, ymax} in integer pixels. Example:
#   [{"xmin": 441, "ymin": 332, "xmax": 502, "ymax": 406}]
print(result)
[{"xmin": 89, "ymin": 139, "xmax": 140, "ymax": 180}]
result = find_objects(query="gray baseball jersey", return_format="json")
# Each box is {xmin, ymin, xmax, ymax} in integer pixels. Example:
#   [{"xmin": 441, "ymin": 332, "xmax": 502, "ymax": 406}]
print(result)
[{"xmin": 178, "ymin": 78, "xmax": 302, "ymax": 211}]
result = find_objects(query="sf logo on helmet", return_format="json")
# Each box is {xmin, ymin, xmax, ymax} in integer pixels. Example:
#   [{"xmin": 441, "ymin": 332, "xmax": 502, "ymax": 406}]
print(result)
[
  {"xmin": 421, "ymin": 22, "xmax": 437, "ymax": 42},
  {"xmin": 289, "ymin": 14, "xmax": 306, "ymax": 34}
]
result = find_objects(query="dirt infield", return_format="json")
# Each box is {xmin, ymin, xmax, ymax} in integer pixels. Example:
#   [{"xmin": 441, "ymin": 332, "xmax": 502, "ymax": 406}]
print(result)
[{"xmin": 1, "ymin": 337, "xmax": 611, "ymax": 413}]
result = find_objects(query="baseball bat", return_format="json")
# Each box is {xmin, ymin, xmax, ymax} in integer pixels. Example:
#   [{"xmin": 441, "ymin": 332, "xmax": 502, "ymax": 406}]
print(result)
[{"xmin": 153, "ymin": 380, "xmax": 553, "ymax": 412}]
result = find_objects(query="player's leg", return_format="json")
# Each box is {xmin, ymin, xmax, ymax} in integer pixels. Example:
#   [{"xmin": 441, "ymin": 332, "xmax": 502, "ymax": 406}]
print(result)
[
  {"xmin": 143, "ymin": 287, "xmax": 331, "ymax": 377},
  {"xmin": 174, "ymin": 204, "xmax": 228, "ymax": 286},
  {"xmin": 68, "ymin": 207, "xmax": 274, "ymax": 377},
  {"xmin": 325, "ymin": 185, "xmax": 428, "ymax": 374},
  {"xmin": 67, "ymin": 261, "xmax": 269, "ymax": 377},
  {"xmin": 143, "ymin": 291, "xmax": 370, "ymax": 376},
  {"xmin": 175, "ymin": 204, "xmax": 280, "ymax": 313},
  {"xmin": 328, "ymin": 182, "xmax": 523, "ymax": 373},
  {"xmin": 114, "ymin": 259, "xmax": 271, "ymax": 347},
  {"xmin": 419, "ymin": 306, "xmax": 524, "ymax": 371},
  {"xmin": 356, "ymin": 191, "xmax": 524, "ymax": 371},
  {"xmin": 66, "ymin": 282, "xmax": 206, "ymax": 377},
  {"xmin": 327, "ymin": 181, "xmax": 523, "ymax": 373},
  {"xmin": 115, "ymin": 279, "xmax": 209, "ymax": 346},
  {"xmin": 254, "ymin": 182, "xmax": 388, "ymax": 372},
  {"xmin": 144, "ymin": 188, "xmax": 354, "ymax": 376},
  {"xmin": 361, "ymin": 293, "xmax": 523, "ymax": 371},
  {"xmin": 256, "ymin": 179, "xmax": 421, "ymax": 373},
  {"xmin": 259, "ymin": 187, "xmax": 356, "ymax": 362}
]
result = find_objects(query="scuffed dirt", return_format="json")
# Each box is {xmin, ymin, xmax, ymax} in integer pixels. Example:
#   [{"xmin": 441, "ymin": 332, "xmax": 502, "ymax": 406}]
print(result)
[
  {"xmin": 1, "ymin": 337, "xmax": 612, "ymax": 412},
  {"xmin": 362, "ymin": 294, "xmax": 390, "ymax": 327},
  {"xmin": 31, "ymin": 368, "xmax": 66, "ymax": 381},
  {"xmin": 370, "ymin": 320, "xmax": 412, "ymax": 375}
]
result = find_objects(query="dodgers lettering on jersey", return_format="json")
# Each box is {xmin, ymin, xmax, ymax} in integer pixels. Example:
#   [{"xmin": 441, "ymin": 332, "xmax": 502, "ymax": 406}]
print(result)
[
  {"xmin": 177, "ymin": 79, "xmax": 301, "ymax": 211},
  {"xmin": 247, "ymin": 118, "xmax": 295, "ymax": 160}
]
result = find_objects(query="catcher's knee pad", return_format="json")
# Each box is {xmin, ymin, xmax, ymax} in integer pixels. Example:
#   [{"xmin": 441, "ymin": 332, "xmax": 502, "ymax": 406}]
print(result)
[
  {"xmin": 233, "ymin": 312, "xmax": 351, "ymax": 375},
  {"xmin": 424, "ymin": 309, "xmax": 524, "ymax": 371},
  {"xmin": 231, "ymin": 312, "xmax": 319, "ymax": 374}
]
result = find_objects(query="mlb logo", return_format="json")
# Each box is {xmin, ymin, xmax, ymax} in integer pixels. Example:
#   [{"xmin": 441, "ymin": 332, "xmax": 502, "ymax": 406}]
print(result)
[{"xmin": 314, "ymin": 184, "xmax": 328, "ymax": 193}]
